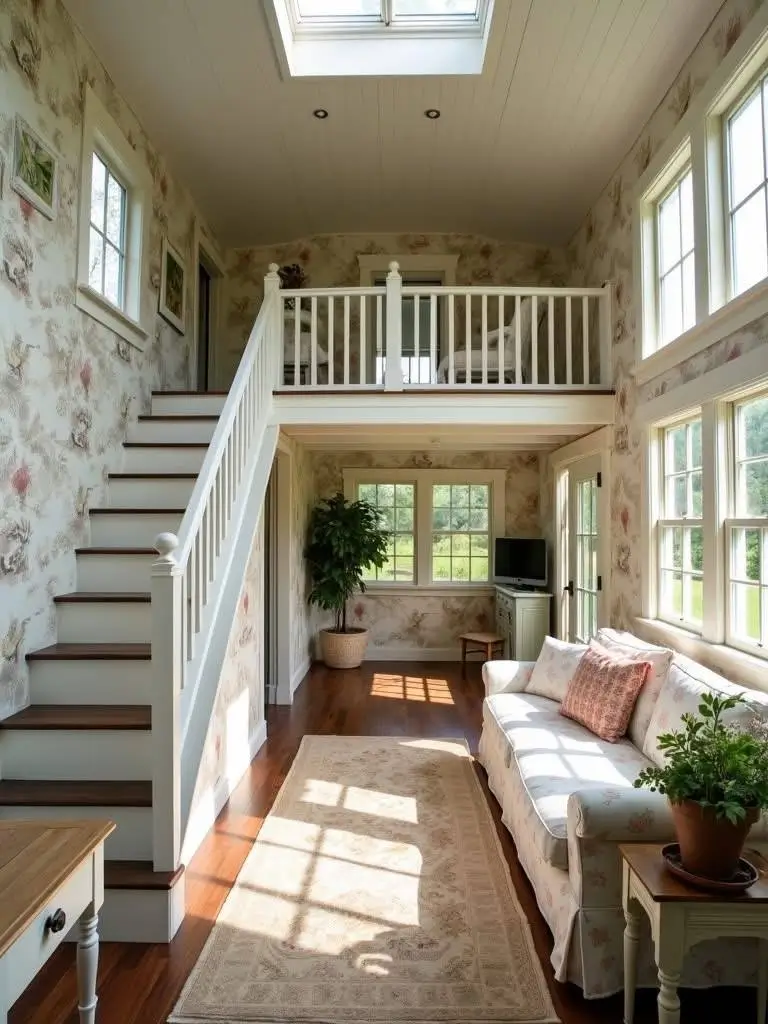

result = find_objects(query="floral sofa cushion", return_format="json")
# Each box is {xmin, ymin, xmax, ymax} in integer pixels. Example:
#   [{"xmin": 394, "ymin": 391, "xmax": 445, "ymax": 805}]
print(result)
[
  {"xmin": 595, "ymin": 628, "xmax": 674, "ymax": 749},
  {"xmin": 525, "ymin": 635, "xmax": 588, "ymax": 702},
  {"xmin": 484, "ymin": 690, "xmax": 654, "ymax": 870}
]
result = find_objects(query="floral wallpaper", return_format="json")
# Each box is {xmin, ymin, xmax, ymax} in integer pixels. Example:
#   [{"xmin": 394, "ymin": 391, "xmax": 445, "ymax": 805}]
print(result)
[
  {"xmin": 287, "ymin": 438, "xmax": 314, "ymax": 682},
  {"xmin": 223, "ymin": 232, "xmax": 571, "ymax": 386},
  {"xmin": 568, "ymin": 0, "xmax": 768, "ymax": 663},
  {"xmin": 0, "ymin": 0, "xmax": 224, "ymax": 718},
  {"xmin": 308, "ymin": 449, "xmax": 542, "ymax": 653}
]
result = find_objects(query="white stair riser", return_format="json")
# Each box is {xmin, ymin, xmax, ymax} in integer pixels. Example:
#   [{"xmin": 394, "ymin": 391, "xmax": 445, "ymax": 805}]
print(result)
[
  {"xmin": 90, "ymin": 511, "xmax": 183, "ymax": 546},
  {"xmin": 29, "ymin": 660, "xmax": 151, "ymax": 705},
  {"xmin": 0, "ymin": 806, "xmax": 152, "ymax": 859},
  {"xmin": 151, "ymin": 394, "xmax": 225, "ymax": 416},
  {"xmin": 108, "ymin": 477, "xmax": 196, "ymax": 509},
  {"xmin": 1, "ymin": 731, "xmax": 152, "ymax": 780},
  {"xmin": 56, "ymin": 601, "xmax": 151, "ymax": 644},
  {"xmin": 127, "ymin": 419, "xmax": 217, "ymax": 444},
  {"xmin": 98, "ymin": 880, "xmax": 185, "ymax": 942},
  {"xmin": 77, "ymin": 552, "xmax": 154, "ymax": 591},
  {"xmin": 123, "ymin": 447, "xmax": 207, "ymax": 473}
]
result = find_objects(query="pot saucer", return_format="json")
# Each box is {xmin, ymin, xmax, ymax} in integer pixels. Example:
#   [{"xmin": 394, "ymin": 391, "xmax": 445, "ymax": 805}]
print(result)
[{"xmin": 661, "ymin": 843, "xmax": 759, "ymax": 893}]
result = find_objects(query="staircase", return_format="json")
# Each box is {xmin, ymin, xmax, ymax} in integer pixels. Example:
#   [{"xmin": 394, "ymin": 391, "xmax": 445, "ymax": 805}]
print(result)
[{"xmin": 0, "ymin": 390, "xmax": 227, "ymax": 942}]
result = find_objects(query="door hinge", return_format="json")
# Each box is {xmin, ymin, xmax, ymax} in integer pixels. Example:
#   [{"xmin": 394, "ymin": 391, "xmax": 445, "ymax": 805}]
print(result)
[
  {"xmin": 597, "ymin": 575, "xmax": 603, "ymax": 592},
  {"xmin": 564, "ymin": 580, "xmax": 574, "ymax": 597},
  {"xmin": 596, "ymin": 471, "xmax": 602, "ymax": 487}
]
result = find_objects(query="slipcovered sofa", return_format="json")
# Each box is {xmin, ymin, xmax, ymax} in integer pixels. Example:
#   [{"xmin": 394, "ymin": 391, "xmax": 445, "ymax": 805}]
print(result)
[{"xmin": 477, "ymin": 627, "xmax": 768, "ymax": 999}]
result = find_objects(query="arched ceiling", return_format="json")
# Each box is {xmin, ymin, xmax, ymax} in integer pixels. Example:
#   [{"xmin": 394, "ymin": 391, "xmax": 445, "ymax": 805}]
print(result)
[{"xmin": 63, "ymin": 0, "xmax": 724, "ymax": 247}]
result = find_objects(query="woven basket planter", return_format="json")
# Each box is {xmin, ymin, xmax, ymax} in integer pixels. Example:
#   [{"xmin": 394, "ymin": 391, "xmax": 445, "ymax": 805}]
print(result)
[{"xmin": 319, "ymin": 627, "xmax": 369, "ymax": 669}]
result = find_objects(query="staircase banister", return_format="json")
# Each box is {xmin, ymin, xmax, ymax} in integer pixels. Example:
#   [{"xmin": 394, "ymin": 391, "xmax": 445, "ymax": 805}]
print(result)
[
  {"xmin": 399, "ymin": 285, "xmax": 608, "ymax": 296},
  {"xmin": 168, "ymin": 290, "xmax": 278, "ymax": 570}
]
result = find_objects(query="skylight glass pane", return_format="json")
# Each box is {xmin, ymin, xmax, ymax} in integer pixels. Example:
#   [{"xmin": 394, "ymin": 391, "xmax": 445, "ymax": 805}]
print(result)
[
  {"xmin": 395, "ymin": 0, "xmax": 479, "ymax": 14},
  {"xmin": 296, "ymin": 0, "xmax": 381, "ymax": 17}
]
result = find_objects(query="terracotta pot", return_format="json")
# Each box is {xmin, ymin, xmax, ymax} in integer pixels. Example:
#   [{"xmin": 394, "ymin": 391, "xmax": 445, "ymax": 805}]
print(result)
[
  {"xmin": 319, "ymin": 627, "xmax": 369, "ymax": 669},
  {"xmin": 671, "ymin": 800, "xmax": 760, "ymax": 880}
]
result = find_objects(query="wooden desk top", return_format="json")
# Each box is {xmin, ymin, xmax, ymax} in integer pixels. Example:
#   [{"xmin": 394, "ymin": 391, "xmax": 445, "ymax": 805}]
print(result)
[
  {"xmin": 620, "ymin": 843, "xmax": 768, "ymax": 904},
  {"xmin": 0, "ymin": 820, "xmax": 114, "ymax": 957}
]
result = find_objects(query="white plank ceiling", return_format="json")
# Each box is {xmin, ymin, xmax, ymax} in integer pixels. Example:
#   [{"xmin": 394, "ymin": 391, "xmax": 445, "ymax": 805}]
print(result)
[{"xmin": 63, "ymin": 0, "xmax": 724, "ymax": 246}]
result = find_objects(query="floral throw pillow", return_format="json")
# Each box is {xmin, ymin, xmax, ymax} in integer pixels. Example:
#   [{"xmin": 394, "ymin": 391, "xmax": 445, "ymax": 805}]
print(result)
[
  {"xmin": 560, "ymin": 640, "xmax": 651, "ymax": 743},
  {"xmin": 594, "ymin": 629, "xmax": 673, "ymax": 749},
  {"xmin": 525, "ymin": 635, "xmax": 588, "ymax": 703}
]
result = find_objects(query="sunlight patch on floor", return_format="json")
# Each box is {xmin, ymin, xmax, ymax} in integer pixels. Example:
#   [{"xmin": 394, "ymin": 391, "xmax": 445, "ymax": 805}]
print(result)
[{"xmin": 370, "ymin": 672, "xmax": 455, "ymax": 704}]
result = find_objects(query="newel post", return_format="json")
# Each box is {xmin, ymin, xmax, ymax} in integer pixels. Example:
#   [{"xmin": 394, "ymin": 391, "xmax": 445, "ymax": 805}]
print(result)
[
  {"xmin": 385, "ymin": 260, "xmax": 403, "ymax": 391},
  {"xmin": 264, "ymin": 262, "xmax": 282, "ymax": 387},
  {"xmin": 599, "ymin": 280, "xmax": 614, "ymax": 387},
  {"xmin": 151, "ymin": 531, "xmax": 182, "ymax": 872}
]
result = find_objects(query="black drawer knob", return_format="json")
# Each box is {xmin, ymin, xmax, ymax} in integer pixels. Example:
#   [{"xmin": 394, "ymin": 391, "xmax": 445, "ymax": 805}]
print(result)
[{"xmin": 46, "ymin": 908, "xmax": 66, "ymax": 934}]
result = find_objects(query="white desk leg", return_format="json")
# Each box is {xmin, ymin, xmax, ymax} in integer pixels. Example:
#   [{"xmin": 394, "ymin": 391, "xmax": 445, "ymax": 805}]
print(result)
[
  {"xmin": 76, "ymin": 903, "xmax": 99, "ymax": 1024},
  {"xmin": 758, "ymin": 939, "xmax": 767, "ymax": 1024},
  {"xmin": 623, "ymin": 899, "xmax": 641, "ymax": 1024}
]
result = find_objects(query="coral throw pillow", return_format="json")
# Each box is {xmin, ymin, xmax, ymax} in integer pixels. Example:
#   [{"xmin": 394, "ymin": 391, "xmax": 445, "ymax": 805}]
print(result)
[{"xmin": 560, "ymin": 640, "xmax": 651, "ymax": 743}]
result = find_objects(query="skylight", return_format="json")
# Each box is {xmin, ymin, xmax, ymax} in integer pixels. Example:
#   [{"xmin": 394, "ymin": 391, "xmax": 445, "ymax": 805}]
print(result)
[{"xmin": 269, "ymin": 0, "xmax": 492, "ymax": 76}]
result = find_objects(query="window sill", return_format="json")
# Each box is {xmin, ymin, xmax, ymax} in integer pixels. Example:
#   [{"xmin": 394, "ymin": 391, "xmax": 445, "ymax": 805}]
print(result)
[
  {"xmin": 75, "ymin": 283, "xmax": 148, "ymax": 350},
  {"xmin": 635, "ymin": 617, "xmax": 768, "ymax": 692},
  {"xmin": 634, "ymin": 277, "xmax": 768, "ymax": 386},
  {"xmin": 359, "ymin": 584, "xmax": 494, "ymax": 598}
]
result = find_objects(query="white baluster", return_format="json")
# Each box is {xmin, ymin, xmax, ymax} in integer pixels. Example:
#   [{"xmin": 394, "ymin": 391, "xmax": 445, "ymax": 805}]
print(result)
[
  {"xmin": 548, "ymin": 295, "xmax": 555, "ymax": 385},
  {"xmin": 465, "ymin": 294, "xmax": 472, "ymax": 387},
  {"xmin": 359, "ymin": 295, "xmax": 366, "ymax": 385},
  {"xmin": 448, "ymin": 293, "xmax": 455, "ymax": 385},
  {"xmin": 344, "ymin": 294, "xmax": 350, "ymax": 386},
  {"xmin": 376, "ymin": 295, "xmax": 383, "ymax": 385},
  {"xmin": 430, "ymin": 294, "xmax": 437, "ymax": 384},
  {"xmin": 311, "ymin": 295, "xmax": 318, "ymax": 386},
  {"xmin": 293, "ymin": 296, "xmax": 300, "ymax": 387},
  {"xmin": 531, "ymin": 295, "xmax": 538, "ymax": 385},
  {"xmin": 413, "ymin": 293, "xmax": 420, "ymax": 385},
  {"xmin": 583, "ymin": 295, "xmax": 590, "ymax": 384},
  {"xmin": 514, "ymin": 295, "xmax": 521, "ymax": 385},
  {"xmin": 499, "ymin": 295, "xmax": 506, "ymax": 384},
  {"xmin": 327, "ymin": 295, "xmax": 335, "ymax": 386},
  {"xmin": 481, "ymin": 294, "xmax": 488, "ymax": 384},
  {"xmin": 195, "ymin": 533, "xmax": 203, "ymax": 632},
  {"xmin": 599, "ymin": 282, "xmax": 613, "ymax": 386},
  {"xmin": 385, "ymin": 261, "xmax": 403, "ymax": 390},
  {"xmin": 566, "ymin": 295, "xmax": 573, "ymax": 385},
  {"xmin": 188, "ymin": 541, "xmax": 197, "ymax": 653}
]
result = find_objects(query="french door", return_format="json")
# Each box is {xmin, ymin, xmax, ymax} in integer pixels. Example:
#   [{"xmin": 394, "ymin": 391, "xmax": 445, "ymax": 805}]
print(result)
[{"xmin": 567, "ymin": 455, "xmax": 602, "ymax": 642}]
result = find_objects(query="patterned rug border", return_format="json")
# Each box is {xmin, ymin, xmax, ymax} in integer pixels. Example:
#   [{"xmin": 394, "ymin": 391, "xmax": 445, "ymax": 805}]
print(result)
[{"xmin": 168, "ymin": 735, "xmax": 559, "ymax": 1024}]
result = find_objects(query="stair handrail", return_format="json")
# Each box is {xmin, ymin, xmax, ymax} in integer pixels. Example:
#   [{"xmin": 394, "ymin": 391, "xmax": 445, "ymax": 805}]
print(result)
[{"xmin": 150, "ymin": 263, "xmax": 281, "ymax": 871}]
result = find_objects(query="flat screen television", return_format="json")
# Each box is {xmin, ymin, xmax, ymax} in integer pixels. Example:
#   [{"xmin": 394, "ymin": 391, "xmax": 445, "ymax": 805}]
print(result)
[{"xmin": 493, "ymin": 537, "xmax": 547, "ymax": 588}]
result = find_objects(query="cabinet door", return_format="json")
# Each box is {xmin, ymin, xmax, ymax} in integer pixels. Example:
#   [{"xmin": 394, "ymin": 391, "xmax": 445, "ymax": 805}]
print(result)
[{"xmin": 515, "ymin": 601, "xmax": 547, "ymax": 661}]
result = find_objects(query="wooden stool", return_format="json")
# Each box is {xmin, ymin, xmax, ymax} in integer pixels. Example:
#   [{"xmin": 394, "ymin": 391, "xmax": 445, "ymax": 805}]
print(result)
[{"xmin": 460, "ymin": 631, "xmax": 505, "ymax": 679}]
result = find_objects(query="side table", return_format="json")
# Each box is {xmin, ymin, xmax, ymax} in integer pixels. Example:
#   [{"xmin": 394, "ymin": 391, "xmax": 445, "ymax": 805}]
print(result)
[{"xmin": 620, "ymin": 842, "xmax": 768, "ymax": 1024}]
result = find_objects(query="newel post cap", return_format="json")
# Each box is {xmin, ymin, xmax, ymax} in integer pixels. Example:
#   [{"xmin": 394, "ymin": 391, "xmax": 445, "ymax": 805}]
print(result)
[
  {"xmin": 387, "ymin": 260, "xmax": 400, "ymax": 277},
  {"xmin": 154, "ymin": 531, "xmax": 179, "ymax": 564}
]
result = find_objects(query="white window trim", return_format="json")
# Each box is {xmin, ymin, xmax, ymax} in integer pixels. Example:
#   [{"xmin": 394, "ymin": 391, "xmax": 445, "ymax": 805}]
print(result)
[
  {"xmin": 75, "ymin": 88, "xmax": 150, "ymax": 350},
  {"xmin": 633, "ymin": 3, "xmax": 768, "ymax": 384},
  {"xmin": 357, "ymin": 253, "xmax": 458, "ymax": 286},
  {"xmin": 343, "ymin": 466, "xmax": 505, "ymax": 594},
  {"xmin": 639, "ymin": 346, "xmax": 768, "ymax": 681}
]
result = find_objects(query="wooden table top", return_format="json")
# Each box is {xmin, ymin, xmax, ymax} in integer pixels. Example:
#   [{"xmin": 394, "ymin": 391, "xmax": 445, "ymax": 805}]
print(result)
[
  {"xmin": 620, "ymin": 843, "xmax": 768, "ymax": 904},
  {"xmin": 0, "ymin": 820, "xmax": 114, "ymax": 957}
]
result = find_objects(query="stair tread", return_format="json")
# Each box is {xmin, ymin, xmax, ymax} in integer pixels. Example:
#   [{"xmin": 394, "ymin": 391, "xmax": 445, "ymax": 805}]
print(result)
[
  {"xmin": 109, "ymin": 473, "xmax": 198, "ymax": 480},
  {"xmin": 138, "ymin": 414, "xmax": 219, "ymax": 421},
  {"xmin": 0, "ymin": 705, "xmax": 151, "ymax": 730},
  {"xmin": 54, "ymin": 592, "xmax": 150, "ymax": 603},
  {"xmin": 105, "ymin": 860, "xmax": 184, "ymax": 890},
  {"xmin": 0, "ymin": 779, "xmax": 152, "ymax": 806},
  {"xmin": 123, "ymin": 442, "xmax": 209, "ymax": 448},
  {"xmin": 89, "ymin": 507, "xmax": 185, "ymax": 515},
  {"xmin": 76, "ymin": 547, "xmax": 156, "ymax": 555},
  {"xmin": 27, "ymin": 643, "xmax": 151, "ymax": 661}
]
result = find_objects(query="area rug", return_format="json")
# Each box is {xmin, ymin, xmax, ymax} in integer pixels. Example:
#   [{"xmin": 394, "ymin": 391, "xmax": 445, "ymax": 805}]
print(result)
[{"xmin": 169, "ymin": 735, "xmax": 558, "ymax": 1024}]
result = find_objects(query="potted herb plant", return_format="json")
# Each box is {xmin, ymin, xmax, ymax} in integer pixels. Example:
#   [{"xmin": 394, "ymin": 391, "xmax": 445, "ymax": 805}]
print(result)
[
  {"xmin": 305, "ymin": 492, "xmax": 389, "ymax": 669},
  {"xmin": 634, "ymin": 691, "xmax": 768, "ymax": 880}
]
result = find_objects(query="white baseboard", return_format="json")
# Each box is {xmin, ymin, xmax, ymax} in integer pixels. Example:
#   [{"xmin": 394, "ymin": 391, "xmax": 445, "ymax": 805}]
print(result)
[
  {"xmin": 289, "ymin": 655, "xmax": 311, "ymax": 697},
  {"xmin": 181, "ymin": 719, "xmax": 268, "ymax": 864},
  {"xmin": 364, "ymin": 646, "xmax": 464, "ymax": 662},
  {"xmin": 99, "ymin": 876, "xmax": 186, "ymax": 942}
]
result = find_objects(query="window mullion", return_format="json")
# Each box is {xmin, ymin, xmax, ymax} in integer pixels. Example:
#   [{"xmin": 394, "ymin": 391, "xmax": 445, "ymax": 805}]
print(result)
[
  {"xmin": 416, "ymin": 480, "xmax": 432, "ymax": 586},
  {"xmin": 701, "ymin": 401, "xmax": 723, "ymax": 642}
]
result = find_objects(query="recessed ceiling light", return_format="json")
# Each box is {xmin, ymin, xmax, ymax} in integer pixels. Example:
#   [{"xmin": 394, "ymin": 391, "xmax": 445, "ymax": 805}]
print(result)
[
  {"xmin": 313, "ymin": 108, "xmax": 329, "ymax": 119},
  {"xmin": 425, "ymin": 108, "xmax": 441, "ymax": 119}
]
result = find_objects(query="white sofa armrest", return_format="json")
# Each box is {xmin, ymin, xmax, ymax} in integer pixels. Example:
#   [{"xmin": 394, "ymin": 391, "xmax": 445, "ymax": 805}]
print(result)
[
  {"xmin": 481, "ymin": 660, "xmax": 534, "ymax": 697},
  {"xmin": 566, "ymin": 788, "xmax": 675, "ymax": 907}
]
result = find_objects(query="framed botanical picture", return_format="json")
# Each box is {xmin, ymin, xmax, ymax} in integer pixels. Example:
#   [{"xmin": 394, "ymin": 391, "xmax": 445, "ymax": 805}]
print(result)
[
  {"xmin": 159, "ymin": 237, "xmax": 186, "ymax": 333},
  {"xmin": 11, "ymin": 116, "xmax": 58, "ymax": 219}
]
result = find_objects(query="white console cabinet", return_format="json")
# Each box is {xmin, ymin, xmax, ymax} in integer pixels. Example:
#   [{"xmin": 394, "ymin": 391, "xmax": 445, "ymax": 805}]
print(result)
[{"xmin": 494, "ymin": 587, "xmax": 552, "ymax": 662}]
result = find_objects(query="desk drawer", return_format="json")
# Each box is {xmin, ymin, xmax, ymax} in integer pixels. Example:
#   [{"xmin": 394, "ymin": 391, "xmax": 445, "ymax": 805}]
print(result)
[{"xmin": 1, "ymin": 855, "xmax": 95, "ymax": 1007}]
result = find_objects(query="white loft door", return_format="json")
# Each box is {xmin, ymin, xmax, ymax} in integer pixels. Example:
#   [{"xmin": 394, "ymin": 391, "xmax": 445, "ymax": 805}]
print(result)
[{"xmin": 567, "ymin": 455, "xmax": 602, "ymax": 643}]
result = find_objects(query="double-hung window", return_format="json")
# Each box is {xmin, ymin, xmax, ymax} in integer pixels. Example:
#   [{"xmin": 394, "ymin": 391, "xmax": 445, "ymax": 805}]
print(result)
[
  {"xmin": 657, "ymin": 417, "xmax": 703, "ymax": 631},
  {"xmin": 656, "ymin": 168, "xmax": 695, "ymax": 346},
  {"xmin": 348, "ymin": 469, "xmax": 503, "ymax": 587},
  {"xmin": 726, "ymin": 391, "xmax": 768, "ymax": 652},
  {"xmin": 88, "ymin": 153, "xmax": 127, "ymax": 310},
  {"xmin": 726, "ymin": 71, "xmax": 768, "ymax": 298}
]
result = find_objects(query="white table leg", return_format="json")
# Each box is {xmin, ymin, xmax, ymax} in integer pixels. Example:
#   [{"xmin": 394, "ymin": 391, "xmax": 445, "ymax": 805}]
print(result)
[
  {"xmin": 623, "ymin": 898, "xmax": 641, "ymax": 1024},
  {"xmin": 76, "ymin": 903, "xmax": 99, "ymax": 1024},
  {"xmin": 758, "ymin": 939, "xmax": 768, "ymax": 1024},
  {"xmin": 655, "ymin": 913, "xmax": 684, "ymax": 1024}
]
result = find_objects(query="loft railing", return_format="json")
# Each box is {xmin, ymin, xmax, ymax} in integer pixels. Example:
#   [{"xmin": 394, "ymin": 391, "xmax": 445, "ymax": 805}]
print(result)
[
  {"xmin": 276, "ymin": 262, "xmax": 613, "ymax": 390},
  {"xmin": 149, "ymin": 265, "xmax": 281, "ymax": 872}
]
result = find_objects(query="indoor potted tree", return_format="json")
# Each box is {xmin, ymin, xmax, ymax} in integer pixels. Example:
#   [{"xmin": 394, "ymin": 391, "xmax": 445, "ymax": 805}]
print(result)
[
  {"xmin": 305, "ymin": 491, "xmax": 389, "ymax": 669},
  {"xmin": 635, "ymin": 691, "xmax": 768, "ymax": 882}
]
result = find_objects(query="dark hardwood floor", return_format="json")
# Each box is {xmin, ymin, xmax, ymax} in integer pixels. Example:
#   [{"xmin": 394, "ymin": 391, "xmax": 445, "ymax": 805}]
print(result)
[{"xmin": 10, "ymin": 662, "xmax": 756, "ymax": 1023}]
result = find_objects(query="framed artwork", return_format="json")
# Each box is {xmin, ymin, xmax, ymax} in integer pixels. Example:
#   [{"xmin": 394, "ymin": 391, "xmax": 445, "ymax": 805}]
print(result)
[
  {"xmin": 11, "ymin": 116, "xmax": 58, "ymax": 219},
  {"xmin": 159, "ymin": 237, "xmax": 186, "ymax": 333}
]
